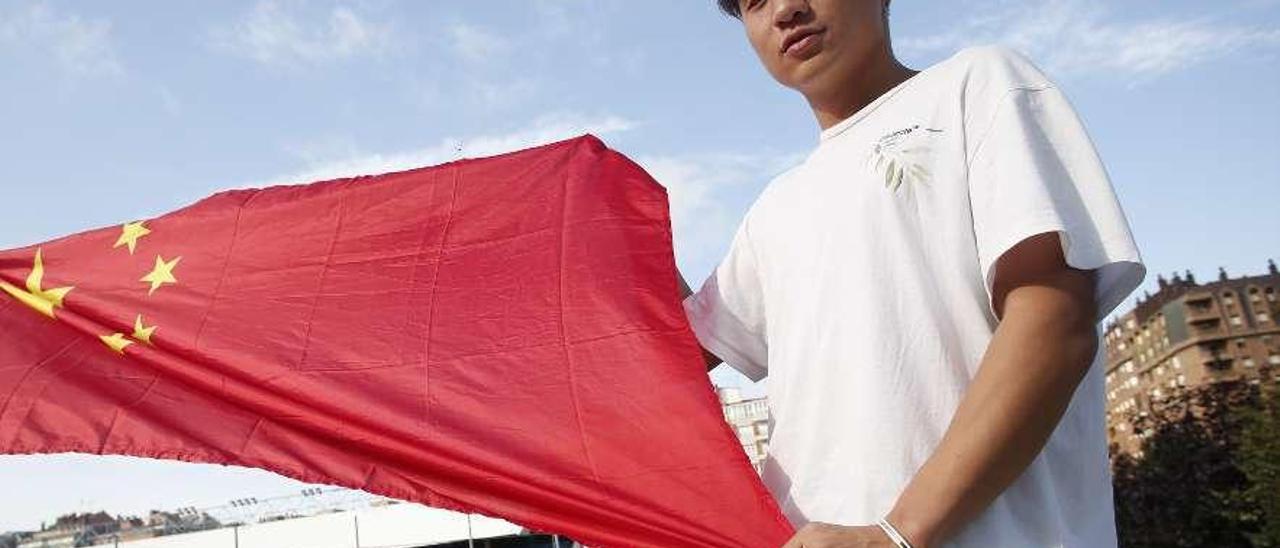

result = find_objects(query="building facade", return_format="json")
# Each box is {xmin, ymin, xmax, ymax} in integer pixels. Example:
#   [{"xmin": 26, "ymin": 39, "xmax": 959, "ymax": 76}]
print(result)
[
  {"xmin": 717, "ymin": 387, "xmax": 771, "ymax": 473},
  {"xmin": 1103, "ymin": 260, "xmax": 1280, "ymax": 454}
]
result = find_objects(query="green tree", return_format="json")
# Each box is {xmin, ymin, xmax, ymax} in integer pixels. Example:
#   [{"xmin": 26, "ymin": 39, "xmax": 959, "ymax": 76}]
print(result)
[
  {"xmin": 1240, "ymin": 383, "xmax": 1280, "ymax": 547},
  {"xmin": 1111, "ymin": 380, "xmax": 1262, "ymax": 547}
]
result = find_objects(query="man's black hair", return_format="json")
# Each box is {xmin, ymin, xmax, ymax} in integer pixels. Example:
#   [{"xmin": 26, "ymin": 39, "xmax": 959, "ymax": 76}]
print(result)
[
  {"xmin": 717, "ymin": 0, "xmax": 741, "ymax": 19},
  {"xmin": 716, "ymin": 1, "xmax": 891, "ymax": 20}
]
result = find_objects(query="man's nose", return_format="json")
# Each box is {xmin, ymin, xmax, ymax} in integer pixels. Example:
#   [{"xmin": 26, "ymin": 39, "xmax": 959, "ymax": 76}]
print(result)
[{"xmin": 772, "ymin": 0, "xmax": 811, "ymax": 26}]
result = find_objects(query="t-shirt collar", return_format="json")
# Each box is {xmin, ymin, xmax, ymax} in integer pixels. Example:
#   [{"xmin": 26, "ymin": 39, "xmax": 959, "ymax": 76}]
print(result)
[{"xmin": 818, "ymin": 67, "xmax": 932, "ymax": 143}]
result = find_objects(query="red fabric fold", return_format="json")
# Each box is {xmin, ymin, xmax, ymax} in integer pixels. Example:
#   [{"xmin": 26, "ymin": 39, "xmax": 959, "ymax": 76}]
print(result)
[{"xmin": 0, "ymin": 135, "xmax": 794, "ymax": 547}]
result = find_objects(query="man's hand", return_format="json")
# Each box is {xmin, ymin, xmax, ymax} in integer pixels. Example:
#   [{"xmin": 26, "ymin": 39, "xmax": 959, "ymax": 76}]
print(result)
[{"xmin": 780, "ymin": 522, "xmax": 896, "ymax": 548}]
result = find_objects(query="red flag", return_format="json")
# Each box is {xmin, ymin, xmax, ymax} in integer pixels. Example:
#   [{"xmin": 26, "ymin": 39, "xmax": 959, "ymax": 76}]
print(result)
[{"xmin": 0, "ymin": 135, "xmax": 794, "ymax": 547}]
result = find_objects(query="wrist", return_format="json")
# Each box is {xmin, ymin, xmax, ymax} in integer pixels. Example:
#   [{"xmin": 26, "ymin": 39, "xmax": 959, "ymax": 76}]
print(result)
[{"xmin": 885, "ymin": 503, "xmax": 937, "ymax": 548}]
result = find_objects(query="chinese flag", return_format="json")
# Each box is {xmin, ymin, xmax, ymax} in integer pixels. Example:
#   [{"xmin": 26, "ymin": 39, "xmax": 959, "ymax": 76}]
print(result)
[{"xmin": 0, "ymin": 135, "xmax": 794, "ymax": 547}]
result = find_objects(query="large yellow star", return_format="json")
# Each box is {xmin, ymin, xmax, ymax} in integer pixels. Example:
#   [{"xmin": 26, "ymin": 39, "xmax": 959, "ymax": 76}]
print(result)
[
  {"xmin": 113, "ymin": 221, "xmax": 151, "ymax": 255},
  {"xmin": 140, "ymin": 255, "xmax": 181, "ymax": 295},
  {"xmin": 99, "ymin": 332, "xmax": 133, "ymax": 354},
  {"xmin": 0, "ymin": 248, "xmax": 74, "ymax": 318},
  {"xmin": 132, "ymin": 314, "xmax": 157, "ymax": 345}
]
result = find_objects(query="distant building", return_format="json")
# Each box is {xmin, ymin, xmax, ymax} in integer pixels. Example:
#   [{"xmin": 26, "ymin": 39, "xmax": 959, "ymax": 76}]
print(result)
[
  {"xmin": 717, "ymin": 387, "xmax": 771, "ymax": 473},
  {"xmin": 1, "ymin": 531, "xmax": 31, "ymax": 548},
  {"xmin": 1, "ymin": 483, "xmax": 586, "ymax": 548},
  {"xmin": 1103, "ymin": 260, "xmax": 1280, "ymax": 454},
  {"xmin": 16, "ymin": 511, "xmax": 116, "ymax": 548}
]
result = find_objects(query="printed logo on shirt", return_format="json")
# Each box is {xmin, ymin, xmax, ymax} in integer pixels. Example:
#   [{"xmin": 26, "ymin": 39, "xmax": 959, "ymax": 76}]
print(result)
[{"xmin": 867, "ymin": 124, "xmax": 944, "ymax": 193}]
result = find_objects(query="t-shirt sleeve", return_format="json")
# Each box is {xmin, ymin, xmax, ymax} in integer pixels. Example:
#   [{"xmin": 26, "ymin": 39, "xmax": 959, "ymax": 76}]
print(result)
[
  {"xmin": 967, "ymin": 84, "xmax": 1146, "ymax": 323},
  {"xmin": 682, "ymin": 217, "xmax": 769, "ymax": 382}
]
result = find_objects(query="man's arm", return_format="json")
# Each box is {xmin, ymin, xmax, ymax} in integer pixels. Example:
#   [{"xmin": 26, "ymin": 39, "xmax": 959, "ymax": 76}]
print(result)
[
  {"xmin": 677, "ymin": 271, "xmax": 724, "ymax": 372},
  {"xmin": 883, "ymin": 231, "xmax": 1099, "ymax": 547}
]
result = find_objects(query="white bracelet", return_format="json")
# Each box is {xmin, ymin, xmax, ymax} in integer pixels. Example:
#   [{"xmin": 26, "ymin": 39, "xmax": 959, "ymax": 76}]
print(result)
[{"xmin": 876, "ymin": 517, "xmax": 915, "ymax": 548}]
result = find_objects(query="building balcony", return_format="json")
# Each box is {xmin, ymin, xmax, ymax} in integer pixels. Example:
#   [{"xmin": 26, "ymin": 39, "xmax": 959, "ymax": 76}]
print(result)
[
  {"xmin": 1199, "ymin": 340, "xmax": 1233, "ymax": 368},
  {"xmin": 1189, "ymin": 322, "xmax": 1223, "ymax": 338},
  {"xmin": 1204, "ymin": 358, "xmax": 1235, "ymax": 371},
  {"xmin": 1185, "ymin": 304, "xmax": 1220, "ymax": 321},
  {"xmin": 1186, "ymin": 309, "xmax": 1221, "ymax": 324},
  {"xmin": 1184, "ymin": 291, "xmax": 1214, "ymax": 305}
]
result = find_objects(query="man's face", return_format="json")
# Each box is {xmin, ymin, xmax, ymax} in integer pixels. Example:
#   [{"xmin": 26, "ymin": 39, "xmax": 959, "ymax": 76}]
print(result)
[{"xmin": 738, "ymin": 0, "xmax": 887, "ymax": 97}]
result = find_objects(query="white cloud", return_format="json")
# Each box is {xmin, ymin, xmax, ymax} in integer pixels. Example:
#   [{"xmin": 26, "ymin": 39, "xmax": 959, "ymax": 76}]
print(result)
[
  {"xmin": 470, "ymin": 78, "xmax": 541, "ymax": 110},
  {"xmin": 449, "ymin": 23, "xmax": 508, "ymax": 64},
  {"xmin": 0, "ymin": 2, "xmax": 121, "ymax": 77},
  {"xmin": 209, "ymin": 1, "xmax": 392, "ymax": 68},
  {"xmin": 634, "ymin": 152, "xmax": 800, "ymax": 270},
  {"xmin": 530, "ymin": 0, "xmax": 601, "ymax": 37},
  {"xmin": 262, "ymin": 113, "xmax": 637, "ymax": 187},
  {"xmin": 157, "ymin": 86, "xmax": 182, "ymax": 116},
  {"xmin": 899, "ymin": 0, "xmax": 1280, "ymax": 79}
]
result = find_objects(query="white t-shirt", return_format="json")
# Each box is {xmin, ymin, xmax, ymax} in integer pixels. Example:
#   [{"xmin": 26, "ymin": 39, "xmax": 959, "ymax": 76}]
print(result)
[{"xmin": 683, "ymin": 45, "xmax": 1145, "ymax": 547}]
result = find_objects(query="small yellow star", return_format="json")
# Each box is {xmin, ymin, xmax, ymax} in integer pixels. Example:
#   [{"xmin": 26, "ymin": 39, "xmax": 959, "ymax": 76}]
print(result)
[
  {"xmin": 113, "ymin": 221, "xmax": 151, "ymax": 255},
  {"xmin": 140, "ymin": 255, "xmax": 181, "ymax": 295},
  {"xmin": 132, "ymin": 314, "xmax": 157, "ymax": 345},
  {"xmin": 0, "ymin": 248, "xmax": 74, "ymax": 318},
  {"xmin": 100, "ymin": 332, "xmax": 133, "ymax": 354}
]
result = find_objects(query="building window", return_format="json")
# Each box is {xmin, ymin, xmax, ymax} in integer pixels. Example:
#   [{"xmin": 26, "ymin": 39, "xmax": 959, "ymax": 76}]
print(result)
[
  {"xmin": 1268, "ymin": 354, "xmax": 1280, "ymax": 365},
  {"xmin": 1259, "ymin": 312, "xmax": 1271, "ymax": 323},
  {"xmin": 1231, "ymin": 315, "xmax": 1243, "ymax": 326},
  {"xmin": 1177, "ymin": 374, "xmax": 1186, "ymax": 386},
  {"xmin": 1172, "ymin": 356, "xmax": 1183, "ymax": 369},
  {"xmin": 1244, "ymin": 358, "xmax": 1256, "ymax": 368}
]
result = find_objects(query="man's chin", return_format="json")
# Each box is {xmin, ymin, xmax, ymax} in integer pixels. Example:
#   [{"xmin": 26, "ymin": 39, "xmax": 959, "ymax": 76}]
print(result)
[{"xmin": 781, "ymin": 64, "xmax": 835, "ymax": 97}]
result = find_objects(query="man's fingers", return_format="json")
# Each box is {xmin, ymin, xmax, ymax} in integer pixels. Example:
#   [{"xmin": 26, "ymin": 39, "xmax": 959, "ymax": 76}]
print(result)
[{"xmin": 779, "ymin": 525, "xmax": 810, "ymax": 548}]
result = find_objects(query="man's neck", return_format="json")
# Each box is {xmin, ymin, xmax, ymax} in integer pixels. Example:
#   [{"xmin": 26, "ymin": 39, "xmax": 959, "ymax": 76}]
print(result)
[{"xmin": 808, "ymin": 54, "xmax": 918, "ymax": 131}]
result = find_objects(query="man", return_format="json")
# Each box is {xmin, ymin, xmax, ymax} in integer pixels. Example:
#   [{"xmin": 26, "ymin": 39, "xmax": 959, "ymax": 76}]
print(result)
[{"xmin": 677, "ymin": 1, "xmax": 1146, "ymax": 546}]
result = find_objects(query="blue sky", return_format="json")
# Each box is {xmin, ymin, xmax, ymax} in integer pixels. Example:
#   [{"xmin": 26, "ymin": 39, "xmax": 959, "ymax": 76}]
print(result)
[{"xmin": 2, "ymin": 0, "xmax": 1278, "ymax": 532}]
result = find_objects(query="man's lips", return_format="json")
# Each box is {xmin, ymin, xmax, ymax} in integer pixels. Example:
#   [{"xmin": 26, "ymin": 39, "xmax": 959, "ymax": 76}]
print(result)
[{"xmin": 781, "ymin": 28, "xmax": 825, "ymax": 58}]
